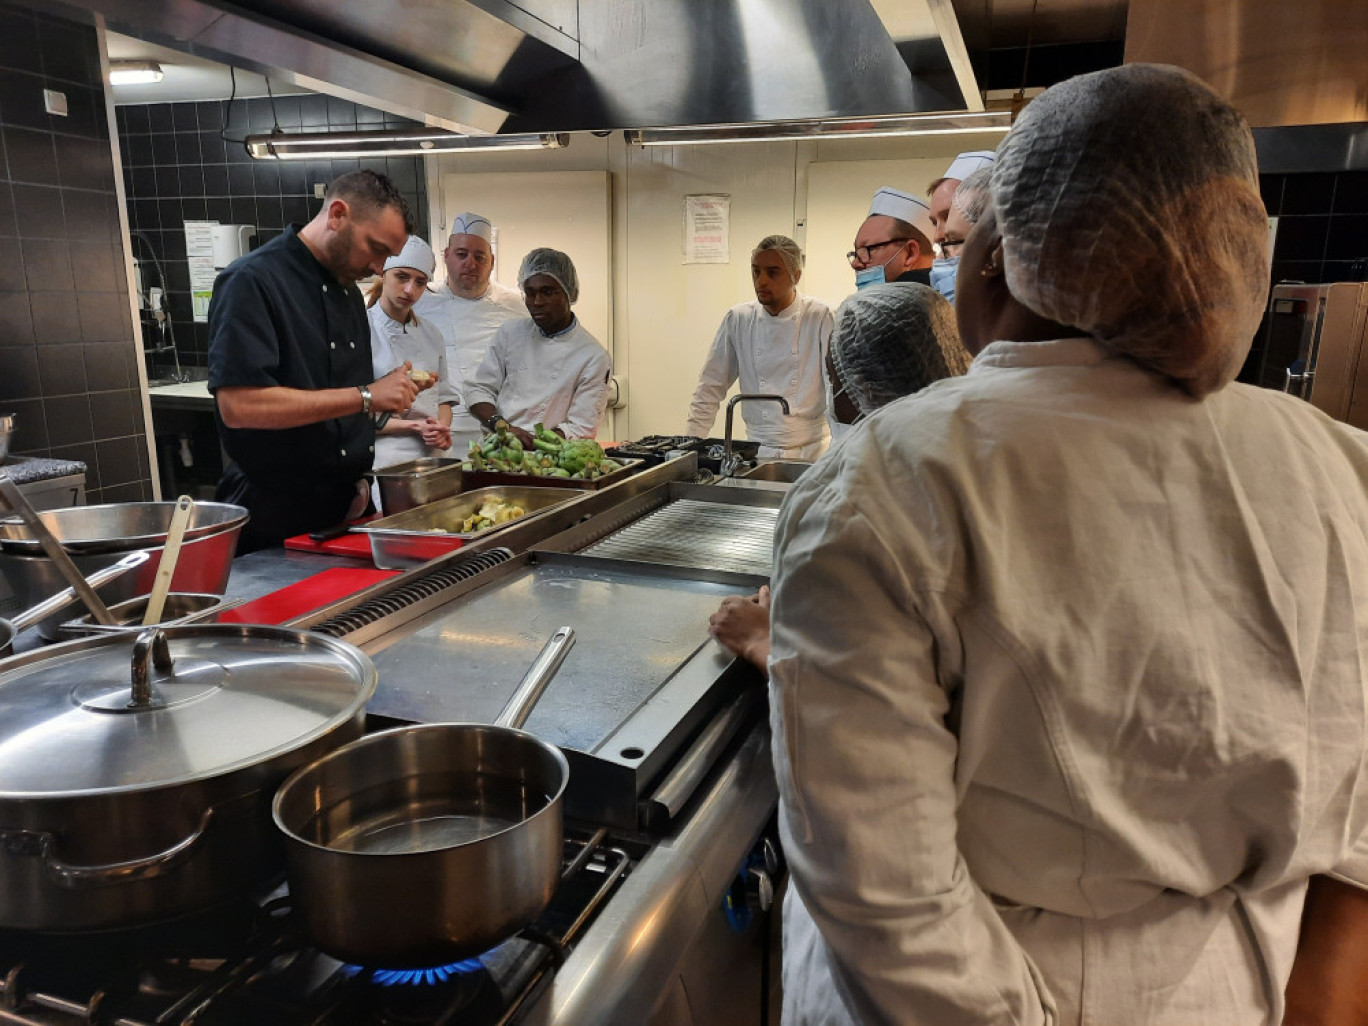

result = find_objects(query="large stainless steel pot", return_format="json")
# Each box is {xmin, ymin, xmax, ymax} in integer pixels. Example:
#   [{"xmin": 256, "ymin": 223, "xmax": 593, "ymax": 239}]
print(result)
[
  {"xmin": 0, "ymin": 502, "xmax": 246, "ymax": 640},
  {"xmin": 0, "ymin": 623, "xmax": 375, "ymax": 932},
  {"xmin": 273, "ymin": 626, "xmax": 574, "ymax": 967}
]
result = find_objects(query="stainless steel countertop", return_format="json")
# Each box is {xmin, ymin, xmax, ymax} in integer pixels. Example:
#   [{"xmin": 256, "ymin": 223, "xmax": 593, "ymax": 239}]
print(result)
[
  {"xmin": 221, "ymin": 547, "xmax": 352, "ymax": 602},
  {"xmin": 364, "ymin": 559, "xmax": 744, "ymax": 754}
]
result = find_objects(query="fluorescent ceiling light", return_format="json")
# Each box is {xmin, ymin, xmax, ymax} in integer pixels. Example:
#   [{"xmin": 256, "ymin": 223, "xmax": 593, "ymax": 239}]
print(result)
[
  {"xmin": 626, "ymin": 112, "xmax": 1012, "ymax": 146},
  {"xmin": 245, "ymin": 130, "xmax": 569, "ymax": 160},
  {"xmin": 109, "ymin": 60, "xmax": 164, "ymax": 86}
]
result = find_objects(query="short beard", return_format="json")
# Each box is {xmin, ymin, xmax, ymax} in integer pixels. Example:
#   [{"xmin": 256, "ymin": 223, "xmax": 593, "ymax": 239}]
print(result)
[{"xmin": 323, "ymin": 222, "xmax": 357, "ymax": 285}]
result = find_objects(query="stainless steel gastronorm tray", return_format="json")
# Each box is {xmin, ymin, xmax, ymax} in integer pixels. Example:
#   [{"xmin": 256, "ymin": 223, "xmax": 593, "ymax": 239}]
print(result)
[
  {"xmin": 581, "ymin": 498, "xmax": 780, "ymax": 578},
  {"xmin": 354, "ymin": 486, "xmax": 580, "ymax": 570}
]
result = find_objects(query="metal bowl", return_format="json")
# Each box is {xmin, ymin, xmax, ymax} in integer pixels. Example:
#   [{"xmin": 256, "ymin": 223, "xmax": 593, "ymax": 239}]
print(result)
[
  {"xmin": 0, "ymin": 501, "xmax": 247, "ymax": 554},
  {"xmin": 0, "ymin": 503, "xmax": 246, "ymax": 640},
  {"xmin": 58, "ymin": 593, "xmax": 231, "ymax": 637}
]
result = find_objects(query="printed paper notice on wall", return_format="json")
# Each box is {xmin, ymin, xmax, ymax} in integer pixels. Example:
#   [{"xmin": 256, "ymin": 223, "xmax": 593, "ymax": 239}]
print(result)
[
  {"xmin": 184, "ymin": 220, "xmax": 219, "ymax": 322},
  {"xmin": 684, "ymin": 194, "xmax": 730, "ymax": 264}
]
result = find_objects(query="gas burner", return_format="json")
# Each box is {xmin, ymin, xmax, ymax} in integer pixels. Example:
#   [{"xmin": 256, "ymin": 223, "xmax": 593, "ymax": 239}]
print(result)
[
  {"xmin": 346, "ymin": 962, "xmax": 491, "ymax": 1025},
  {"xmin": 0, "ymin": 829, "xmax": 633, "ymax": 1024},
  {"xmin": 340, "ymin": 958, "xmax": 485, "ymax": 987}
]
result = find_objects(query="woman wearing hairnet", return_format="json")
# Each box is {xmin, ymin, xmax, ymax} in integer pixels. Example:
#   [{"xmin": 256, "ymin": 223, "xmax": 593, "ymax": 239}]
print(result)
[
  {"xmin": 710, "ymin": 282, "xmax": 968, "ymax": 667},
  {"xmin": 770, "ymin": 64, "xmax": 1368, "ymax": 1026}
]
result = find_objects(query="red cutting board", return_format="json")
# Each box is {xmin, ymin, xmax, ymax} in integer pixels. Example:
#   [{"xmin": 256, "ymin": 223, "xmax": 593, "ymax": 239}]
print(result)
[
  {"xmin": 218, "ymin": 568, "xmax": 399, "ymax": 626},
  {"xmin": 282, "ymin": 531, "xmax": 376, "ymax": 559}
]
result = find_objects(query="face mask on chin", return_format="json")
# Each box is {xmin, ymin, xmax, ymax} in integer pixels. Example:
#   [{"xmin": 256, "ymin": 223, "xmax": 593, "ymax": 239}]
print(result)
[
  {"xmin": 854, "ymin": 245, "xmax": 904, "ymax": 291},
  {"xmin": 930, "ymin": 257, "xmax": 959, "ymax": 303},
  {"xmin": 854, "ymin": 266, "xmax": 886, "ymax": 291}
]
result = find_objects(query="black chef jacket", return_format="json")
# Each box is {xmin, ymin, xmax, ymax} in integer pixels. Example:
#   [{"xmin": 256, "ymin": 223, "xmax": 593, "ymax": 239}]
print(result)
[
  {"xmin": 207, "ymin": 226, "xmax": 374, "ymax": 552},
  {"xmin": 893, "ymin": 268, "xmax": 933, "ymax": 286}
]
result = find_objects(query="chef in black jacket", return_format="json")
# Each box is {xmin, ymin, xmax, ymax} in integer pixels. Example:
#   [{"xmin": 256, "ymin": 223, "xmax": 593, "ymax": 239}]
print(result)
[{"xmin": 208, "ymin": 170, "xmax": 426, "ymax": 553}]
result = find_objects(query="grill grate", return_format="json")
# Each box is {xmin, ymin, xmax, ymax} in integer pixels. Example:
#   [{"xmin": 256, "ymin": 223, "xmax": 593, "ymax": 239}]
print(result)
[
  {"xmin": 582, "ymin": 499, "xmax": 778, "ymax": 577},
  {"xmin": 312, "ymin": 547, "xmax": 513, "ymax": 637}
]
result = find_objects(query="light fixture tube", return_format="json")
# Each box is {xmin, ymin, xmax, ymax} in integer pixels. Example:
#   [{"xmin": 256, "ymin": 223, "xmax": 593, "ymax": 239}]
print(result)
[
  {"xmin": 625, "ymin": 112, "xmax": 1012, "ymax": 147},
  {"xmin": 109, "ymin": 61, "xmax": 164, "ymax": 86},
  {"xmin": 245, "ymin": 130, "xmax": 569, "ymax": 160}
]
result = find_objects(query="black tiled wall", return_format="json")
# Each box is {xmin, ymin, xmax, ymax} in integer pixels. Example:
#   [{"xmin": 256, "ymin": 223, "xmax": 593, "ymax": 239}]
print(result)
[
  {"xmin": 116, "ymin": 94, "xmax": 430, "ymax": 370},
  {"xmin": 0, "ymin": 2, "xmax": 152, "ymax": 504},
  {"xmin": 1240, "ymin": 169, "xmax": 1368, "ymax": 385},
  {"xmin": 1261, "ymin": 169, "xmax": 1368, "ymax": 285}
]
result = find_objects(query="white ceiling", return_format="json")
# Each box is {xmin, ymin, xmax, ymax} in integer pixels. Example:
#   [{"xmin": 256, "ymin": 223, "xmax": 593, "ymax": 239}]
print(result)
[{"xmin": 105, "ymin": 31, "xmax": 313, "ymax": 105}]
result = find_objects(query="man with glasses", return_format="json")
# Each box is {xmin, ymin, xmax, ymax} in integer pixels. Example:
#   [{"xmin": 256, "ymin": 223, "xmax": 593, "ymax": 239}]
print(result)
[
  {"xmin": 415, "ymin": 211, "xmax": 526, "ymax": 449},
  {"xmin": 926, "ymin": 152, "xmax": 996, "ymax": 303},
  {"xmin": 849, "ymin": 186, "xmax": 937, "ymax": 290}
]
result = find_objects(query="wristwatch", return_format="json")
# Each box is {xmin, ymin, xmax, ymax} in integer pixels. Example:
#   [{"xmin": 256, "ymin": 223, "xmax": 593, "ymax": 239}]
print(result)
[
  {"xmin": 357, "ymin": 385, "xmax": 372, "ymax": 416},
  {"xmin": 481, "ymin": 413, "xmax": 503, "ymax": 433}
]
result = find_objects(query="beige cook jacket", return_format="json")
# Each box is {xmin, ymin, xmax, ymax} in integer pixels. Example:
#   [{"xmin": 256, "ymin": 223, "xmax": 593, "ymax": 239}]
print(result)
[{"xmin": 769, "ymin": 337, "xmax": 1368, "ymax": 1026}]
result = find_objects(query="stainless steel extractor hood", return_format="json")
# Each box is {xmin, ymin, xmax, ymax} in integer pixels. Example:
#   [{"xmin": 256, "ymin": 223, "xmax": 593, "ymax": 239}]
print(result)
[{"xmin": 53, "ymin": 0, "xmax": 987, "ymax": 133}]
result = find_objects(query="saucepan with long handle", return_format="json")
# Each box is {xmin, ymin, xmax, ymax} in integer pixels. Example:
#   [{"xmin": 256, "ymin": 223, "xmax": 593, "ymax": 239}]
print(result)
[
  {"xmin": 273, "ymin": 626, "xmax": 575, "ymax": 968},
  {"xmin": 0, "ymin": 552, "xmax": 149, "ymax": 657}
]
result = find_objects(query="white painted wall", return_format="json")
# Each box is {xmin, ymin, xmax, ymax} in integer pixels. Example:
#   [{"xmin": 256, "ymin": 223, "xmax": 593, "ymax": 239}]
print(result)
[{"xmin": 424, "ymin": 129, "xmax": 1006, "ymax": 442}]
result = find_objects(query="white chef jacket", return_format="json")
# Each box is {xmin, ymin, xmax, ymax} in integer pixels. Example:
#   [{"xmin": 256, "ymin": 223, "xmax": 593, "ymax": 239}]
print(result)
[
  {"xmin": 366, "ymin": 304, "xmax": 456, "ymax": 472},
  {"xmin": 768, "ymin": 337, "xmax": 1368, "ymax": 1026},
  {"xmin": 463, "ymin": 316, "xmax": 611, "ymax": 439},
  {"xmin": 685, "ymin": 295, "xmax": 833, "ymax": 459},
  {"xmin": 414, "ymin": 280, "xmax": 526, "ymax": 448}
]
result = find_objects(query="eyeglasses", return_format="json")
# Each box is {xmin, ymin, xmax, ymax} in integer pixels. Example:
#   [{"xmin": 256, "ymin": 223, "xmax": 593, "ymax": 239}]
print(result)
[
  {"xmin": 846, "ymin": 238, "xmax": 909, "ymax": 268},
  {"xmin": 937, "ymin": 237, "xmax": 967, "ymax": 259}
]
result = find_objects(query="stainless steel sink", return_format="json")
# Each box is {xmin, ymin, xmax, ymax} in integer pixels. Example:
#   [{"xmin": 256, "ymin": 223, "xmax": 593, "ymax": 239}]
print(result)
[{"xmin": 736, "ymin": 460, "xmax": 811, "ymax": 483}]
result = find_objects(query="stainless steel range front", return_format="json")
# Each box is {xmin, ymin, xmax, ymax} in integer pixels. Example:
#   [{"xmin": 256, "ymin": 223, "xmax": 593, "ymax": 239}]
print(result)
[{"xmin": 0, "ymin": 459, "xmax": 785, "ymax": 1026}]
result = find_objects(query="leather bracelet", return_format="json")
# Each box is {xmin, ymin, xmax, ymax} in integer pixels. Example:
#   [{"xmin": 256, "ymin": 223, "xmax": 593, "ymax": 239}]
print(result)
[{"xmin": 357, "ymin": 384, "xmax": 372, "ymax": 416}]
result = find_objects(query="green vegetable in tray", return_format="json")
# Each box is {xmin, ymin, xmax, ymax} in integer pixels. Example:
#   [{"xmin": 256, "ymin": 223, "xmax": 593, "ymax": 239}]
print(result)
[{"xmin": 460, "ymin": 422, "xmax": 623, "ymax": 480}]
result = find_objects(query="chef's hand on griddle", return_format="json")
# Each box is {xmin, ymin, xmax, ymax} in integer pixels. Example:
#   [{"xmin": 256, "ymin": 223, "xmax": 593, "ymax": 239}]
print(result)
[
  {"xmin": 370, "ymin": 362, "xmax": 421, "ymax": 413},
  {"xmin": 708, "ymin": 586, "xmax": 772, "ymax": 676}
]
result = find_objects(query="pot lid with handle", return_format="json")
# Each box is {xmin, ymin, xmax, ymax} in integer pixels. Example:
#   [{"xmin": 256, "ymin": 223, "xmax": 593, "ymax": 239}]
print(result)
[{"xmin": 0, "ymin": 624, "xmax": 376, "ymax": 798}]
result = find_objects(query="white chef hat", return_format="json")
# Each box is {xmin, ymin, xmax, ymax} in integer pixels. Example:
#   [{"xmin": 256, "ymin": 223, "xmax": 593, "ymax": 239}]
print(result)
[
  {"xmin": 383, "ymin": 235, "xmax": 435, "ymax": 276},
  {"xmin": 867, "ymin": 186, "xmax": 934, "ymax": 243},
  {"xmin": 941, "ymin": 149, "xmax": 996, "ymax": 183},
  {"xmin": 448, "ymin": 211, "xmax": 494, "ymax": 243}
]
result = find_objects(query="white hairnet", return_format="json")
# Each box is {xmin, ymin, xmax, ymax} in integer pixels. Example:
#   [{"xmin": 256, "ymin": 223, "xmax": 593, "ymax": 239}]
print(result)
[
  {"xmin": 992, "ymin": 63, "xmax": 1270, "ymax": 397},
  {"xmin": 831, "ymin": 282, "xmax": 969, "ymax": 415},
  {"xmin": 951, "ymin": 167, "xmax": 992, "ymax": 226},
  {"xmin": 517, "ymin": 247, "xmax": 579, "ymax": 303},
  {"xmin": 383, "ymin": 235, "xmax": 435, "ymax": 276},
  {"xmin": 752, "ymin": 235, "xmax": 803, "ymax": 279}
]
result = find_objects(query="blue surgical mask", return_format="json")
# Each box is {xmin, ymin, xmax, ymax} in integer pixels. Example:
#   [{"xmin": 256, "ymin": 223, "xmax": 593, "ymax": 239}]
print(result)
[
  {"xmin": 854, "ymin": 265, "xmax": 886, "ymax": 291},
  {"xmin": 930, "ymin": 257, "xmax": 959, "ymax": 303}
]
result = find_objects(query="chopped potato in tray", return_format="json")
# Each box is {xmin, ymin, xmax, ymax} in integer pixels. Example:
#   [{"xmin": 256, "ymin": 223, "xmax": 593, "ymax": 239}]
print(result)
[{"xmin": 429, "ymin": 500, "xmax": 527, "ymax": 534}]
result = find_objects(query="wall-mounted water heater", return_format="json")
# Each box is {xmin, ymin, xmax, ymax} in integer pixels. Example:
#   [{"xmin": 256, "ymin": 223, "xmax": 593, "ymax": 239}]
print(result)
[{"xmin": 211, "ymin": 224, "xmax": 255, "ymax": 270}]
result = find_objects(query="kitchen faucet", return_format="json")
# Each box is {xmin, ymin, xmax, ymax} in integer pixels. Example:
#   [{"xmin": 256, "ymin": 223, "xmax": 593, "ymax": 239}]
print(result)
[{"xmin": 722, "ymin": 394, "xmax": 790, "ymax": 477}]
